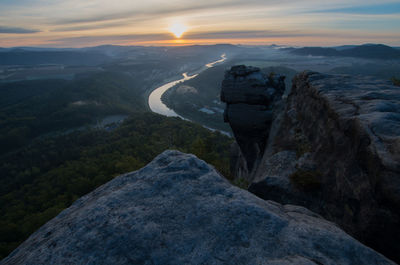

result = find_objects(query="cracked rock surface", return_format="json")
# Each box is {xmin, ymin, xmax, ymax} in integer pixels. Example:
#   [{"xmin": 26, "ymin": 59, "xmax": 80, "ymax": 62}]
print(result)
[
  {"xmin": 249, "ymin": 71, "xmax": 400, "ymax": 263},
  {"xmin": 1, "ymin": 150, "xmax": 395, "ymax": 265}
]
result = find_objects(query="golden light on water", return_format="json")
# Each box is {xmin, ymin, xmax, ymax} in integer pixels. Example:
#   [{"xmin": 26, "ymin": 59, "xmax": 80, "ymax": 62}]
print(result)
[{"xmin": 169, "ymin": 22, "xmax": 187, "ymax": 38}]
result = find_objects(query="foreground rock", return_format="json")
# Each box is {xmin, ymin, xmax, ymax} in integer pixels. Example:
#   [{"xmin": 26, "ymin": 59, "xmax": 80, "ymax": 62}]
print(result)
[
  {"xmin": 2, "ymin": 150, "xmax": 394, "ymax": 265},
  {"xmin": 244, "ymin": 71, "xmax": 400, "ymax": 262}
]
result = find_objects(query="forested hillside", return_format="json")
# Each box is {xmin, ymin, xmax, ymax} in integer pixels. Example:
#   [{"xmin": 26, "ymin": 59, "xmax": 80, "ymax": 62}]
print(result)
[
  {"xmin": 0, "ymin": 71, "xmax": 146, "ymax": 155},
  {"xmin": 0, "ymin": 112, "xmax": 233, "ymax": 259},
  {"xmin": 0, "ymin": 49, "xmax": 236, "ymax": 259}
]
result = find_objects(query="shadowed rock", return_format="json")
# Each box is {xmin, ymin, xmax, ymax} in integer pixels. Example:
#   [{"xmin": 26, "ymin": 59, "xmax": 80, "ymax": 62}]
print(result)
[
  {"xmin": 1, "ymin": 150, "xmax": 395, "ymax": 265},
  {"xmin": 249, "ymin": 71, "xmax": 400, "ymax": 263},
  {"xmin": 221, "ymin": 65, "xmax": 285, "ymax": 174}
]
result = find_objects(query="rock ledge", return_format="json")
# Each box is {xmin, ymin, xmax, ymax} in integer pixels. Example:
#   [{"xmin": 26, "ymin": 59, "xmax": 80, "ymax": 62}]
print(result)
[{"xmin": 2, "ymin": 150, "xmax": 394, "ymax": 265}]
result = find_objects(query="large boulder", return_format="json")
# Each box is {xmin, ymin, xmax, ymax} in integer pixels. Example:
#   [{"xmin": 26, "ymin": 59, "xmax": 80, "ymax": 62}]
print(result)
[
  {"xmin": 2, "ymin": 150, "xmax": 395, "ymax": 265},
  {"xmin": 249, "ymin": 71, "xmax": 400, "ymax": 263}
]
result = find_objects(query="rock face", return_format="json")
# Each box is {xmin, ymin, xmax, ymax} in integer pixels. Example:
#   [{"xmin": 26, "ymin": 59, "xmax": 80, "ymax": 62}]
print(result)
[
  {"xmin": 222, "ymin": 70, "xmax": 400, "ymax": 262},
  {"xmin": 221, "ymin": 65, "xmax": 285, "ymax": 173},
  {"xmin": 2, "ymin": 150, "xmax": 395, "ymax": 265}
]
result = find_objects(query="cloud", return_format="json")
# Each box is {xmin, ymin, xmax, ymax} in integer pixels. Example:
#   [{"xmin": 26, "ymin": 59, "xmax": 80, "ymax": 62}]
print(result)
[
  {"xmin": 53, "ymin": 11, "xmax": 135, "ymax": 25},
  {"xmin": 50, "ymin": 33, "xmax": 171, "ymax": 43},
  {"xmin": 49, "ymin": 30, "xmax": 310, "ymax": 45},
  {"xmin": 50, "ymin": 0, "xmax": 273, "ymax": 25},
  {"xmin": 51, "ymin": 21, "xmax": 128, "ymax": 32},
  {"xmin": 184, "ymin": 30, "xmax": 309, "ymax": 39},
  {"xmin": 185, "ymin": 29, "xmax": 400, "ymax": 41},
  {"xmin": 1, "ymin": 0, "xmax": 399, "ymax": 47},
  {"xmin": 0, "ymin": 26, "xmax": 40, "ymax": 34},
  {"xmin": 311, "ymin": 2, "xmax": 400, "ymax": 15},
  {"xmin": 48, "ymin": 29, "xmax": 377, "ymax": 47},
  {"xmin": 44, "ymin": 32, "xmax": 179, "ymax": 47}
]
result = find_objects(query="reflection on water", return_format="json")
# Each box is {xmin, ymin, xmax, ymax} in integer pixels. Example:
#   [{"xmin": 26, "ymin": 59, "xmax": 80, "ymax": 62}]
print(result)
[
  {"xmin": 148, "ymin": 73, "xmax": 198, "ymax": 117},
  {"xmin": 205, "ymin": 53, "xmax": 226, "ymax": 68},
  {"xmin": 148, "ymin": 54, "xmax": 226, "ymax": 117}
]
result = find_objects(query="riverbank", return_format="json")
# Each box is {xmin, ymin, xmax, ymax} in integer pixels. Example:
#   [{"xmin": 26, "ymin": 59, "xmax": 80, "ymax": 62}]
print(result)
[{"xmin": 146, "ymin": 54, "xmax": 231, "ymax": 136}]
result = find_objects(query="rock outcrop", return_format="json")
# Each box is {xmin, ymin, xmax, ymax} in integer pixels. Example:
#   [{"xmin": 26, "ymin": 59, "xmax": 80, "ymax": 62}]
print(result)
[
  {"xmin": 2, "ymin": 150, "xmax": 395, "ymax": 265},
  {"xmin": 222, "ymin": 67, "xmax": 400, "ymax": 263},
  {"xmin": 221, "ymin": 65, "xmax": 285, "ymax": 173}
]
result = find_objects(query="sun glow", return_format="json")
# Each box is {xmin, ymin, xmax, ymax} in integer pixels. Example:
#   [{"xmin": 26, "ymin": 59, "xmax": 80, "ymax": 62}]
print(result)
[{"xmin": 169, "ymin": 22, "xmax": 187, "ymax": 38}]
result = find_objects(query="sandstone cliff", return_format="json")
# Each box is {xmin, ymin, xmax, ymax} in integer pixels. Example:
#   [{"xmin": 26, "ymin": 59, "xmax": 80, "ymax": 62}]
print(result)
[
  {"xmin": 2, "ymin": 150, "xmax": 395, "ymax": 265},
  {"xmin": 221, "ymin": 65, "xmax": 285, "ymax": 173},
  {"xmin": 222, "ymin": 67, "xmax": 400, "ymax": 263}
]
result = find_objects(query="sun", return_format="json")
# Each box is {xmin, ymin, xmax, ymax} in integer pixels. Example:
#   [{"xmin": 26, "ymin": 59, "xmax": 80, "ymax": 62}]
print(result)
[{"xmin": 169, "ymin": 22, "xmax": 187, "ymax": 38}]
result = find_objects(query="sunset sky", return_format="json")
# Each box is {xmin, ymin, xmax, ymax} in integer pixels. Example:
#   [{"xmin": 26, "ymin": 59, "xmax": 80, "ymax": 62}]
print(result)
[{"xmin": 0, "ymin": 0, "xmax": 399, "ymax": 47}]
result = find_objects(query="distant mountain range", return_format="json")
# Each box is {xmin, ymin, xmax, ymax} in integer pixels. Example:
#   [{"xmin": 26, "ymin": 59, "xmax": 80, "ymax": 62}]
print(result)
[
  {"xmin": 286, "ymin": 44, "xmax": 400, "ymax": 60},
  {"xmin": 0, "ymin": 50, "xmax": 112, "ymax": 66},
  {"xmin": 0, "ymin": 44, "xmax": 240, "ymax": 66},
  {"xmin": 1, "ymin": 43, "xmax": 399, "ymax": 65}
]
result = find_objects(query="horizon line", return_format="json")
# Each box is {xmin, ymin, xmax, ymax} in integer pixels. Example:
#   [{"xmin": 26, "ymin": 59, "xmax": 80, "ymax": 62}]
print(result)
[{"xmin": 1, "ymin": 42, "xmax": 398, "ymax": 50}]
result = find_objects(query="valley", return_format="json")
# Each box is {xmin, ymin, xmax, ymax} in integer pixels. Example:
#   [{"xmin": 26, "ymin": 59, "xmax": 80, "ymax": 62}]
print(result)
[{"xmin": 0, "ymin": 43, "xmax": 399, "ymax": 262}]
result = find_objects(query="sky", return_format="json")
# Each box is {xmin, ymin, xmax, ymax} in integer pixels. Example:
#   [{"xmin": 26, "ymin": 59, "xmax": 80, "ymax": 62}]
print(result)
[{"xmin": 0, "ymin": 0, "xmax": 399, "ymax": 47}]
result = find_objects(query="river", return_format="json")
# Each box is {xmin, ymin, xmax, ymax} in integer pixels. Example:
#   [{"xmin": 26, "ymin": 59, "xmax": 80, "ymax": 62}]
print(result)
[{"xmin": 148, "ymin": 54, "xmax": 226, "ymax": 118}]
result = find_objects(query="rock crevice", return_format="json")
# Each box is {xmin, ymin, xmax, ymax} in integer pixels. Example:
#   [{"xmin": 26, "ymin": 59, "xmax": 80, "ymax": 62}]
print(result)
[
  {"xmin": 222, "ymin": 67, "xmax": 400, "ymax": 263},
  {"xmin": 221, "ymin": 65, "xmax": 285, "ymax": 173}
]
